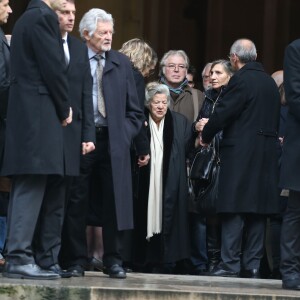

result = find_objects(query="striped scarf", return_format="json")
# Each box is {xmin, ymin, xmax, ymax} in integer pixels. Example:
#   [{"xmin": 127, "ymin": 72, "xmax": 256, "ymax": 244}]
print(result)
[{"xmin": 160, "ymin": 76, "xmax": 189, "ymax": 94}]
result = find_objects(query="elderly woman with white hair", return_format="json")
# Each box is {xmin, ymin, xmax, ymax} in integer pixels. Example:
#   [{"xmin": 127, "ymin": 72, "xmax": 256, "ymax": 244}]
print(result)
[{"xmin": 132, "ymin": 82, "xmax": 192, "ymax": 273}]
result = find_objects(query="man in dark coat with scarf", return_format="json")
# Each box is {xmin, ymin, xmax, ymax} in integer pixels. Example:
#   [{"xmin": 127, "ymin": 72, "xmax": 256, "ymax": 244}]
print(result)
[
  {"xmin": 200, "ymin": 38, "xmax": 280, "ymax": 278},
  {"xmin": 279, "ymin": 39, "xmax": 300, "ymax": 290},
  {"xmin": 2, "ymin": 0, "xmax": 73, "ymax": 280}
]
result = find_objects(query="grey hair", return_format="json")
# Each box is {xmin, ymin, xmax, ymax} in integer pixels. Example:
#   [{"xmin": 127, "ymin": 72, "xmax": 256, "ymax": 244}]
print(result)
[
  {"xmin": 210, "ymin": 59, "xmax": 234, "ymax": 77},
  {"xmin": 79, "ymin": 8, "xmax": 114, "ymax": 40},
  {"xmin": 201, "ymin": 62, "xmax": 212, "ymax": 77},
  {"xmin": 145, "ymin": 82, "xmax": 171, "ymax": 108},
  {"xmin": 230, "ymin": 38, "xmax": 257, "ymax": 63},
  {"xmin": 159, "ymin": 50, "xmax": 190, "ymax": 77}
]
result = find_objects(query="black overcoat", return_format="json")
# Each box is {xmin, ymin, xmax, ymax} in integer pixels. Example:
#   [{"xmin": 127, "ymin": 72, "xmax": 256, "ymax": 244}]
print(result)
[
  {"xmin": 202, "ymin": 62, "xmax": 281, "ymax": 214},
  {"xmin": 133, "ymin": 110, "xmax": 191, "ymax": 264},
  {"xmin": 2, "ymin": 0, "xmax": 70, "ymax": 176},
  {"xmin": 0, "ymin": 28, "xmax": 10, "ymax": 163},
  {"xmin": 102, "ymin": 50, "xmax": 143, "ymax": 230},
  {"xmin": 63, "ymin": 35, "xmax": 95, "ymax": 176},
  {"xmin": 280, "ymin": 39, "xmax": 300, "ymax": 191}
]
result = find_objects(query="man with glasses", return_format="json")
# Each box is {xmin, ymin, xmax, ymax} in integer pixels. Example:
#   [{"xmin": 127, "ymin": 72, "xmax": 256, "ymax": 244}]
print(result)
[
  {"xmin": 159, "ymin": 50, "xmax": 204, "ymax": 123},
  {"xmin": 159, "ymin": 50, "xmax": 205, "ymax": 275}
]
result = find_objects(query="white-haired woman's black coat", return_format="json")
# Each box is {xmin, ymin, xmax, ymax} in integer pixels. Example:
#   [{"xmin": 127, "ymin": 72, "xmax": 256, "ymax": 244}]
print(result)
[{"xmin": 133, "ymin": 109, "xmax": 191, "ymax": 266}]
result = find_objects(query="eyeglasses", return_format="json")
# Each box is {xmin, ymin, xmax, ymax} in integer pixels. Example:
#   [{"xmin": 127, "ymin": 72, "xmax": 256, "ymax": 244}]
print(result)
[{"xmin": 165, "ymin": 64, "xmax": 187, "ymax": 71}]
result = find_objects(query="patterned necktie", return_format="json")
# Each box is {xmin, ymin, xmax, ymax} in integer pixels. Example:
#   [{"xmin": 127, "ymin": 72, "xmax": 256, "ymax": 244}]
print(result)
[{"xmin": 94, "ymin": 54, "xmax": 106, "ymax": 118}]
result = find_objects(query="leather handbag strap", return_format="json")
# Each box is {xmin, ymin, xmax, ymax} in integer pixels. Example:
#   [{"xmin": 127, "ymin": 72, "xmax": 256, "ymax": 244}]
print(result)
[{"xmin": 191, "ymin": 88, "xmax": 199, "ymax": 121}]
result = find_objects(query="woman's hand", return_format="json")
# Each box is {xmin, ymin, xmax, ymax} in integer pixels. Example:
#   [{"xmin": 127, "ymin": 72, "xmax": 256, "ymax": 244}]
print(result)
[
  {"xmin": 195, "ymin": 118, "xmax": 209, "ymax": 132},
  {"xmin": 138, "ymin": 154, "xmax": 150, "ymax": 167}
]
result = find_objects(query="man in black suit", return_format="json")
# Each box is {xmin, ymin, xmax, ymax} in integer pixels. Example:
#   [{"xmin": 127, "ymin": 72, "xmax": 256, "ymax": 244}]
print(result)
[
  {"xmin": 0, "ymin": 0, "xmax": 12, "ymax": 270},
  {"xmin": 200, "ymin": 39, "xmax": 280, "ymax": 278},
  {"xmin": 279, "ymin": 39, "xmax": 300, "ymax": 290},
  {"xmin": 34, "ymin": 0, "xmax": 95, "ymax": 278},
  {"xmin": 62, "ymin": 8, "xmax": 143, "ymax": 279},
  {"xmin": 55, "ymin": 0, "xmax": 96, "ymax": 276},
  {"xmin": 2, "ymin": 0, "xmax": 73, "ymax": 280}
]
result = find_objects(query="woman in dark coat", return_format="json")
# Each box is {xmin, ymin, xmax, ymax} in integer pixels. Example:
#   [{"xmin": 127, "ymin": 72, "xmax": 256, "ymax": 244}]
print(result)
[
  {"xmin": 133, "ymin": 82, "xmax": 192, "ymax": 273},
  {"xmin": 192, "ymin": 60, "xmax": 233, "ymax": 273},
  {"xmin": 118, "ymin": 39, "xmax": 157, "ymax": 265}
]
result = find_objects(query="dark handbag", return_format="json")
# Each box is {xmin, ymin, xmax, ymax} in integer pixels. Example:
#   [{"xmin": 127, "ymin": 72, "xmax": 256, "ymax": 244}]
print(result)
[
  {"xmin": 190, "ymin": 138, "xmax": 216, "ymax": 180},
  {"xmin": 188, "ymin": 138, "xmax": 220, "ymax": 215}
]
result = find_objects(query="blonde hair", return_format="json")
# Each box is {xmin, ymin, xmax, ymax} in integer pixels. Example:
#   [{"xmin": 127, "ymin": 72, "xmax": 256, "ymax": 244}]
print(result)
[{"xmin": 119, "ymin": 38, "xmax": 156, "ymax": 75}]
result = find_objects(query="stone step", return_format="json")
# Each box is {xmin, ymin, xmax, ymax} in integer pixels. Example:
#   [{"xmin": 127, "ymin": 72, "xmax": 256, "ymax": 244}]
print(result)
[{"xmin": 0, "ymin": 272, "xmax": 299, "ymax": 300}]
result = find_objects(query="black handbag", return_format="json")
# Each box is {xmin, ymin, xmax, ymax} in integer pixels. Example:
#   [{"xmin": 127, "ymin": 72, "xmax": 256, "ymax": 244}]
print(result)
[
  {"xmin": 188, "ymin": 138, "xmax": 220, "ymax": 215},
  {"xmin": 190, "ymin": 138, "xmax": 216, "ymax": 181}
]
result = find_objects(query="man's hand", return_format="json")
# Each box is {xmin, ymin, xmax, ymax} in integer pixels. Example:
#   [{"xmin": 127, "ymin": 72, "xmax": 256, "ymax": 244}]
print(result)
[
  {"xmin": 82, "ymin": 142, "xmax": 95, "ymax": 155},
  {"xmin": 62, "ymin": 107, "xmax": 73, "ymax": 126},
  {"xmin": 138, "ymin": 154, "xmax": 150, "ymax": 167}
]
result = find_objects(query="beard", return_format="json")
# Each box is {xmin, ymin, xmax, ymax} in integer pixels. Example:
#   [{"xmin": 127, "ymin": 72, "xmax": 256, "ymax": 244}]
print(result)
[{"xmin": 101, "ymin": 44, "xmax": 112, "ymax": 52}]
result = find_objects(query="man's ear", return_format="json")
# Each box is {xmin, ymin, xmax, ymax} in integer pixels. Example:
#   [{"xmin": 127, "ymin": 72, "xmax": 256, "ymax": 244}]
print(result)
[{"xmin": 83, "ymin": 30, "xmax": 90, "ymax": 41}]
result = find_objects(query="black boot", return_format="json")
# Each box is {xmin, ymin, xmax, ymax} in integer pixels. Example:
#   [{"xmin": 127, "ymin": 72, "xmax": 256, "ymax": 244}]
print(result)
[{"xmin": 206, "ymin": 216, "xmax": 221, "ymax": 273}]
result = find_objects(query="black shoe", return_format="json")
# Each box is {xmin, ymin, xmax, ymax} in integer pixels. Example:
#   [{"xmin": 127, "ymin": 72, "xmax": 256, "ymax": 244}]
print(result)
[
  {"xmin": 67, "ymin": 265, "xmax": 85, "ymax": 277},
  {"xmin": 240, "ymin": 268, "xmax": 260, "ymax": 279},
  {"xmin": 2, "ymin": 263, "xmax": 60, "ymax": 280},
  {"xmin": 282, "ymin": 278, "xmax": 300, "ymax": 290},
  {"xmin": 103, "ymin": 264, "xmax": 126, "ymax": 279},
  {"xmin": 208, "ymin": 261, "xmax": 219, "ymax": 273},
  {"xmin": 210, "ymin": 265, "xmax": 239, "ymax": 277},
  {"xmin": 46, "ymin": 264, "xmax": 72, "ymax": 278},
  {"xmin": 86, "ymin": 257, "xmax": 103, "ymax": 271}
]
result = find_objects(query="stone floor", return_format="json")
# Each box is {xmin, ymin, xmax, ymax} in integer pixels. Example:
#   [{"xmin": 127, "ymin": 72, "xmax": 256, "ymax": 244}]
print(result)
[{"xmin": 1, "ymin": 271, "xmax": 299, "ymax": 300}]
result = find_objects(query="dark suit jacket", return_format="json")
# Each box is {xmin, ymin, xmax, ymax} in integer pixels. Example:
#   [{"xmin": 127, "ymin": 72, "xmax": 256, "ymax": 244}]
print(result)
[
  {"xmin": 2, "ymin": 0, "xmax": 70, "ymax": 176},
  {"xmin": 132, "ymin": 67, "xmax": 149, "ymax": 156},
  {"xmin": 280, "ymin": 39, "xmax": 300, "ymax": 191},
  {"xmin": 63, "ymin": 35, "xmax": 95, "ymax": 176},
  {"xmin": 202, "ymin": 62, "xmax": 281, "ymax": 214},
  {"xmin": 102, "ymin": 50, "xmax": 143, "ymax": 230}
]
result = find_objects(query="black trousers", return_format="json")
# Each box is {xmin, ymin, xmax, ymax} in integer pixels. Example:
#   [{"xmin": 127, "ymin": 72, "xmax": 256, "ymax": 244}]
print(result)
[
  {"xmin": 60, "ymin": 129, "xmax": 123, "ymax": 268},
  {"xmin": 221, "ymin": 213, "xmax": 266, "ymax": 272},
  {"xmin": 280, "ymin": 190, "xmax": 300, "ymax": 281},
  {"xmin": 6, "ymin": 174, "xmax": 66, "ymax": 267}
]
